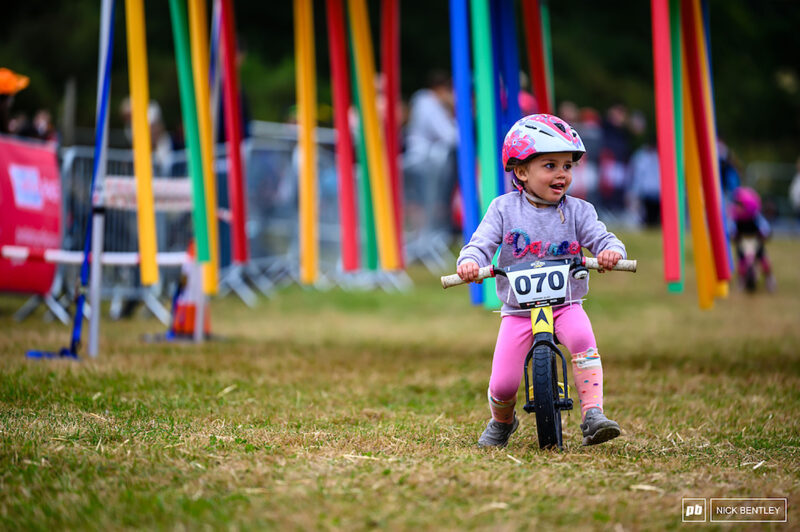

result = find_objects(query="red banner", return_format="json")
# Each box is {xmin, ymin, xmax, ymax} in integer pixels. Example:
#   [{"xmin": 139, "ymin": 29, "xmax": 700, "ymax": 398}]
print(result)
[{"xmin": 0, "ymin": 136, "xmax": 61, "ymax": 294}]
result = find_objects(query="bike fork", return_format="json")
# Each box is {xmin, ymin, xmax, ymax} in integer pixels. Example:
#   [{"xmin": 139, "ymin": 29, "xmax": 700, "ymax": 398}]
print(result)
[{"xmin": 523, "ymin": 307, "xmax": 574, "ymax": 416}]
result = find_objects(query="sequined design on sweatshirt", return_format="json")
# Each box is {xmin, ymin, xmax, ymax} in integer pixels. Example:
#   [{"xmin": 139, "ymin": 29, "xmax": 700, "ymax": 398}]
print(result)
[{"xmin": 504, "ymin": 229, "xmax": 581, "ymax": 259}]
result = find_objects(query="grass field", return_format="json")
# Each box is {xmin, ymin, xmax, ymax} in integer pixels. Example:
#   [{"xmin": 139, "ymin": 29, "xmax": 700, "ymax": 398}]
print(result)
[{"xmin": 1, "ymin": 231, "xmax": 799, "ymax": 530}]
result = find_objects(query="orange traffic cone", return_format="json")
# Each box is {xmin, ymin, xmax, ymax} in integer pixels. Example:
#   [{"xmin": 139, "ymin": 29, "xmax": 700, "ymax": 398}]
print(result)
[{"xmin": 170, "ymin": 241, "xmax": 210, "ymax": 338}]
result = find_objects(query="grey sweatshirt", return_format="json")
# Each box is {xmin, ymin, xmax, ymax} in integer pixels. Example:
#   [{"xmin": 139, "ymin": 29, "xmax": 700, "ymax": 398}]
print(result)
[{"xmin": 457, "ymin": 193, "xmax": 626, "ymax": 314}]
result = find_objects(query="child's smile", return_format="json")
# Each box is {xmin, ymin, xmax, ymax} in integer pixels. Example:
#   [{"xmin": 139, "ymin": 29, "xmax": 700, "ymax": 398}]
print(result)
[{"xmin": 514, "ymin": 152, "xmax": 574, "ymax": 206}]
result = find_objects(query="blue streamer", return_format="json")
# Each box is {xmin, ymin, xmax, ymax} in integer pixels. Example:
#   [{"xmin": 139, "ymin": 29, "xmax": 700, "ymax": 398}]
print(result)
[
  {"xmin": 499, "ymin": 0, "xmax": 521, "ymax": 128},
  {"xmin": 67, "ymin": 0, "xmax": 116, "ymax": 357},
  {"xmin": 449, "ymin": 0, "xmax": 482, "ymax": 304},
  {"xmin": 209, "ymin": 0, "xmax": 221, "ymax": 86}
]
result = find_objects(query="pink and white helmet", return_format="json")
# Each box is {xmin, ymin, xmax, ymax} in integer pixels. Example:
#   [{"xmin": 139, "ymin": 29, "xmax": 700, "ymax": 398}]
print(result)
[
  {"xmin": 502, "ymin": 114, "xmax": 586, "ymax": 171},
  {"xmin": 731, "ymin": 186, "xmax": 762, "ymax": 221}
]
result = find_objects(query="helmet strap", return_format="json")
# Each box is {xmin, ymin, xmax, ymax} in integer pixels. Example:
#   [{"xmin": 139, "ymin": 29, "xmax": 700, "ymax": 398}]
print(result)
[{"xmin": 523, "ymin": 190, "xmax": 558, "ymax": 206}]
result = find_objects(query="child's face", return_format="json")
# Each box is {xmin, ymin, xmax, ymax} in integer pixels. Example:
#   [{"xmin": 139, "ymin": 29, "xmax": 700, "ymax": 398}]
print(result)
[{"xmin": 514, "ymin": 152, "xmax": 574, "ymax": 203}]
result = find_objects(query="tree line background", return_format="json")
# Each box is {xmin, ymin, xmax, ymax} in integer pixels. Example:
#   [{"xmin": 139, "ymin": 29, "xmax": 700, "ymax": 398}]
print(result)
[{"xmin": 1, "ymin": 0, "xmax": 798, "ymax": 162}]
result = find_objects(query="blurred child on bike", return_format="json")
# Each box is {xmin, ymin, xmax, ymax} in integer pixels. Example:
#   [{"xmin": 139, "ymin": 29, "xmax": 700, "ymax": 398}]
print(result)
[
  {"xmin": 457, "ymin": 114, "xmax": 625, "ymax": 448},
  {"xmin": 730, "ymin": 186, "xmax": 776, "ymax": 292}
]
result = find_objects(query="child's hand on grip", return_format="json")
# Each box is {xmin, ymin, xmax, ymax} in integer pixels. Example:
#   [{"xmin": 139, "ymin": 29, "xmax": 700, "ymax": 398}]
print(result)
[
  {"xmin": 595, "ymin": 250, "xmax": 622, "ymax": 272},
  {"xmin": 457, "ymin": 261, "xmax": 482, "ymax": 283}
]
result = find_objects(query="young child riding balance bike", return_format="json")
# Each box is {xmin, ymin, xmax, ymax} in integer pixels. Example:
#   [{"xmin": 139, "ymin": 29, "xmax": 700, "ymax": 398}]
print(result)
[{"xmin": 456, "ymin": 114, "xmax": 626, "ymax": 448}]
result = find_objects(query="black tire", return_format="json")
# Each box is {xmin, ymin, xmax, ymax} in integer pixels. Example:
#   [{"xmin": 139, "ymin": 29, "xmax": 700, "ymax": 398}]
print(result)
[
  {"xmin": 745, "ymin": 265, "xmax": 757, "ymax": 292},
  {"xmin": 532, "ymin": 344, "xmax": 562, "ymax": 449}
]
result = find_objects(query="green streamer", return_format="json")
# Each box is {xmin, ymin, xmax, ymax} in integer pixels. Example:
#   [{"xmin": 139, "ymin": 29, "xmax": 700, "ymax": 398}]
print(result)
[
  {"xmin": 348, "ymin": 29, "xmax": 378, "ymax": 271},
  {"xmin": 668, "ymin": 0, "xmax": 685, "ymax": 293},
  {"xmin": 470, "ymin": 0, "xmax": 501, "ymax": 308},
  {"xmin": 169, "ymin": 0, "xmax": 209, "ymax": 261}
]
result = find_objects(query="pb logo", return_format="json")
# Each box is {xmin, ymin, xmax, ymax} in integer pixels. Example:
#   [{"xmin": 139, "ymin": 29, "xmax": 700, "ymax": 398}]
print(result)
[
  {"xmin": 686, "ymin": 505, "xmax": 703, "ymax": 517},
  {"xmin": 682, "ymin": 498, "xmax": 707, "ymax": 522}
]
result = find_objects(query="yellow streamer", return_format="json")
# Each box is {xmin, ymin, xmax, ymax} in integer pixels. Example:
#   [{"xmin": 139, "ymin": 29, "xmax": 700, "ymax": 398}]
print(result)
[
  {"xmin": 294, "ymin": 0, "xmax": 318, "ymax": 284},
  {"xmin": 682, "ymin": 40, "xmax": 715, "ymax": 309},
  {"xmin": 188, "ymin": 0, "xmax": 220, "ymax": 294},
  {"xmin": 690, "ymin": 0, "xmax": 729, "ymax": 296},
  {"xmin": 125, "ymin": 0, "xmax": 159, "ymax": 285},
  {"xmin": 348, "ymin": 0, "xmax": 399, "ymax": 270}
]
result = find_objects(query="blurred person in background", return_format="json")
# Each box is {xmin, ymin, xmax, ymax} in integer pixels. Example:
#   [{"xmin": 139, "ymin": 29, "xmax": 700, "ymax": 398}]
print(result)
[
  {"xmin": 569, "ymin": 107, "xmax": 602, "ymax": 203},
  {"xmin": 18, "ymin": 109, "xmax": 57, "ymax": 141},
  {"xmin": 7, "ymin": 111, "xmax": 30, "ymax": 135},
  {"xmin": 518, "ymin": 71, "xmax": 538, "ymax": 116},
  {"xmin": 627, "ymin": 133, "xmax": 661, "ymax": 227},
  {"xmin": 120, "ymin": 97, "xmax": 175, "ymax": 176},
  {"xmin": 557, "ymin": 100, "xmax": 579, "ymax": 127},
  {"xmin": 557, "ymin": 102, "xmax": 596, "ymax": 201},
  {"xmin": 403, "ymin": 69, "xmax": 458, "ymax": 234},
  {"xmin": 0, "ymin": 67, "xmax": 29, "ymax": 134},
  {"xmin": 717, "ymin": 138, "xmax": 742, "ymax": 201},
  {"xmin": 577, "ymin": 107, "xmax": 603, "ymax": 163},
  {"xmin": 31, "ymin": 109, "xmax": 57, "ymax": 141},
  {"xmin": 790, "ymin": 156, "xmax": 800, "ymax": 222},
  {"xmin": 147, "ymin": 102, "xmax": 175, "ymax": 177},
  {"xmin": 598, "ymin": 104, "xmax": 632, "ymax": 211},
  {"xmin": 730, "ymin": 186, "xmax": 775, "ymax": 292}
]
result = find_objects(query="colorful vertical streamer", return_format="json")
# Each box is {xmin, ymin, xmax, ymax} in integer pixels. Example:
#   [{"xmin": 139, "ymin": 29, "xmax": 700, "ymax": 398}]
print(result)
[
  {"xmin": 522, "ymin": 0, "xmax": 552, "ymax": 114},
  {"xmin": 124, "ymin": 0, "xmax": 159, "ymax": 285},
  {"xmin": 188, "ymin": 0, "xmax": 220, "ymax": 293},
  {"xmin": 347, "ymin": 0, "xmax": 399, "ymax": 270},
  {"xmin": 682, "ymin": 50, "xmax": 715, "ymax": 309},
  {"xmin": 449, "ymin": 0, "xmax": 482, "ymax": 304},
  {"xmin": 87, "ymin": 0, "xmax": 116, "ymax": 358},
  {"xmin": 668, "ymin": 0, "xmax": 686, "ymax": 293},
  {"xmin": 681, "ymin": 0, "xmax": 729, "ymax": 282},
  {"xmin": 294, "ymin": 0, "xmax": 319, "ymax": 284},
  {"xmin": 540, "ymin": 0, "xmax": 555, "ymax": 111},
  {"xmin": 469, "ymin": 0, "xmax": 501, "ymax": 308},
  {"xmin": 498, "ymin": 0, "xmax": 521, "ymax": 131},
  {"xmin": 350, "ymin": 57, "xmax": 379, "ymax": 271},
  {"xmin": 698, "ymin": 0, "xmax": 732, "ymax": 295},
  {"xmin": 490, "ymin": 0, "xmax": 506, "ymax": 195},
  {"xmin": 650, "ymin": 0, "xmax": 681, "ymax": 285},
  {"xmin": 381, "ymin": 0, "xmax": 405, "ymax": 268},
  {"xmin": 326, "ymin": 0, "xmax": 360, "ymax": 271},
  {"xmin": 169, "ymin": 0, "xmax": 210, "ymax": 262},
  {"xmin": 220, "ymin": 0, "xmax": 249, "ymax": 264}
]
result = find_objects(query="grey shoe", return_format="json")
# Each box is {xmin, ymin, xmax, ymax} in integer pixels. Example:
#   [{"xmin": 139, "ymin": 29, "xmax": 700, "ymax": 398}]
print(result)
[
  {"xmin": 478, "ymin": 414, "xmax": 519, "ymax": 448},
  {"xmin": 580, "ymin": 408, "xmax": 621, "ymax": 446}
]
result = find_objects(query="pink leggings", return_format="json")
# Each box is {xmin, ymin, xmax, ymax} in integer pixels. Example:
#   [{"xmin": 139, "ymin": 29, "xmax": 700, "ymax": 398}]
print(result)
[{"xmin": 488, "ymin": 304, "xmax": 602, "ymax": 416}]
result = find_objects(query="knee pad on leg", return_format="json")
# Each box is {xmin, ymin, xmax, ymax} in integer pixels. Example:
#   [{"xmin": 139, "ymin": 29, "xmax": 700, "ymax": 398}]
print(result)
[{"xmin": 572, "ymin": 347, "xmax": 601, "ymax": 369}]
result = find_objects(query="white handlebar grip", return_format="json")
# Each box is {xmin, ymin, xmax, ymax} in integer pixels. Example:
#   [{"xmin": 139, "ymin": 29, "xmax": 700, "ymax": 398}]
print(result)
[
  {"xmin": 440, "ymin": 265, "xmax": 495, "ymax": 289},
  {"xmin": 583, "ymin": 257, "xmax": 637, "ymax": 272}
]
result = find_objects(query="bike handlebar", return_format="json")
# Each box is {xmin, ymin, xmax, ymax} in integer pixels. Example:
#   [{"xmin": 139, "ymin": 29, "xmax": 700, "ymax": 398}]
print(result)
[{"xmin": 440, "ymin": 257, "xmax": 637, "ymax": 289}]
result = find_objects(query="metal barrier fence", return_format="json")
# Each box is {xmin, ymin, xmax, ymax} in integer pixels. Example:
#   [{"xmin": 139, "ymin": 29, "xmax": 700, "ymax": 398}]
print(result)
[
  {"xmin": 38, "ymin": 121, "xmax": 441, "ymax": 322},
  {"xmin": 36, "ymin": 123, "xmax": 800, "ymax": 325},
  {"xmin": 57, "ymin": 146, "xmax": 194, "ymax": 322}
]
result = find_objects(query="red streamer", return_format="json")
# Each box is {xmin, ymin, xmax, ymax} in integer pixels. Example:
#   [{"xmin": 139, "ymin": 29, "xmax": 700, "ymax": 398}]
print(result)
[
  {"xmin": 522, "ymin": 0, "xmax": 551, "ymax": 115},
  {"xmin": 325, "ymin": 0, "xmax": 360, "ymax": 271},
  {"xmin": 220, "ymin": 0, "xmax": 249, "ymax": 263},
  {"xmin": 650, "ymin": 0, "xmax": 681, "ymax": 282},
  {"xmin": 680, "ymin": 0, "xmax": 730, "ymax": 281}
]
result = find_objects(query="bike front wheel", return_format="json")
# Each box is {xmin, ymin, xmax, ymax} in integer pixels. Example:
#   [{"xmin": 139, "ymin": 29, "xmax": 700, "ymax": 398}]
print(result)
[{"xmin": 532, "ymin": 344, "xmax": 563, "ymax": 449}]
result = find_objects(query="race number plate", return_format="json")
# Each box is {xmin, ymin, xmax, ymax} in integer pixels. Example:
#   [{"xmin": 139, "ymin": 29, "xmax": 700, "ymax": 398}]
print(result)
[{"xmin": 505, "ymin": 260, "xmax": 570, "ymax": 309}]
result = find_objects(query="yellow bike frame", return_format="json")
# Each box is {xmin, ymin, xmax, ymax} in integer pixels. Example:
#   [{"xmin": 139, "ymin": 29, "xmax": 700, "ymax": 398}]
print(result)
[{"xmin": 532, "ymin": 306, "xmax": 554, "ymax": 336}]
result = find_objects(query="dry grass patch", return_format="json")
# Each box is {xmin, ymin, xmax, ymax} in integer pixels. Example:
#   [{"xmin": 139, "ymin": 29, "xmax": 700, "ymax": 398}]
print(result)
[{"xmin": 1, "ymin": 232, "xmax": 799, "ymax": 530}]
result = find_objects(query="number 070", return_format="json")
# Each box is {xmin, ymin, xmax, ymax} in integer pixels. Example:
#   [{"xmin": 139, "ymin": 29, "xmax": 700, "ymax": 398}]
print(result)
[{"xmin": 515, "ymin": 270, "xmax": 565, "ymax": 295}]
